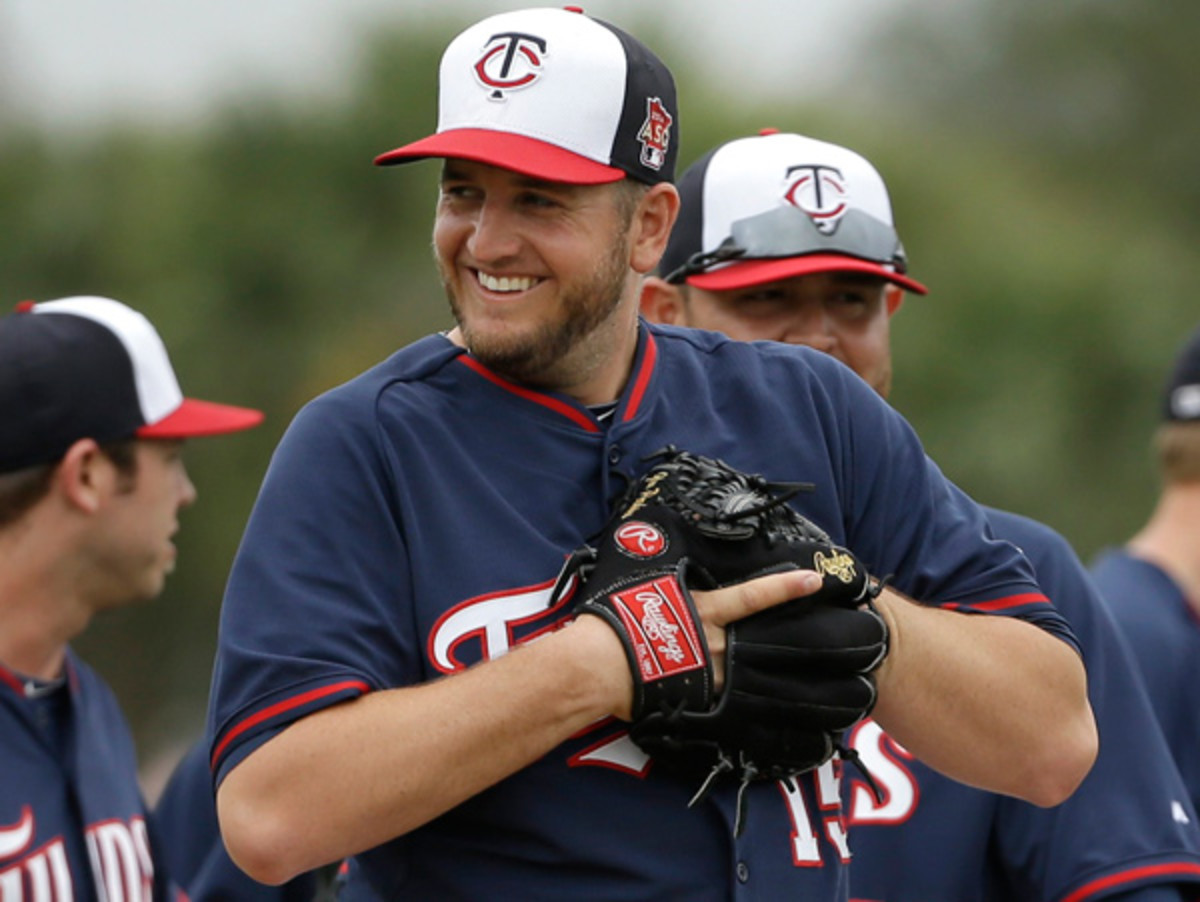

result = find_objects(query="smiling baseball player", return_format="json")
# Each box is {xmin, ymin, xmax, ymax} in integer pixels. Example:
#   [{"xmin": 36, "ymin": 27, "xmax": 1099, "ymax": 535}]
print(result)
[{"xmin": 205, "ymin": 10, "xmax": 1095, "ymax": 900}]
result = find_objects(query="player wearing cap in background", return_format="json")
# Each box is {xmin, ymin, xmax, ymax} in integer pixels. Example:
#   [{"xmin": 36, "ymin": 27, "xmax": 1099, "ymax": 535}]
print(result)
[
  {"xmin": 207, "ymin": 9, "xmax": 1095, "ymax": 899},
  {"xmin": 0, "ymin": 296, "xmax": 261, "ymax": 901},
  {"xmin": 1092, "ymin": 326, "xmax": 1200, "ymax": 823},
  {"xmin": 640, "ymin": 129, "xmax": 1200, "ymax": 900}
]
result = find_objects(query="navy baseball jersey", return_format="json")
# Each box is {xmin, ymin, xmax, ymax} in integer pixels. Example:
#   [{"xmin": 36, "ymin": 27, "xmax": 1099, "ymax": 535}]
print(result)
[
  {"xmin": 0, "ymin": 651, "xmax": 180, "ymax": 901},
  {"xmin": 1092, "ymin": 549, "xmax": 1200, "ymax": 819},
  {"xmin": 208, "ymin": 323, "xmax": 1078, "ymax": 901},
  {"xmin": 154, "ymin": 740, "xmax": 322, "ymax": 901},
  {"xmin": 845, "ymin": 510, "xmax": 1200, "ymax": 902}
]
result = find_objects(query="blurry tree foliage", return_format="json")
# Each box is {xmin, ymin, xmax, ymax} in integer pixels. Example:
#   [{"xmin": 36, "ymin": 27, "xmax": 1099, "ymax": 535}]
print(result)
[
  {"xmin": 0, "ymin": 4, "xmax": 1196, "ymax": 765},
  {"xmin": 821, "ymin": 0, "xmax": 1200, "ymax": 558}
]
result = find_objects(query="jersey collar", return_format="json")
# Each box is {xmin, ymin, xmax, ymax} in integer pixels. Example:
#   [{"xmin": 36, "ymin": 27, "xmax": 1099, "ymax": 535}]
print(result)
[
  {"xmin": 0, "ymin": 652, "xmax": 77, "ymax": 700},
  {"xmin": 454, "ymin": 323, "xmax": 659, "ymax": 432}
]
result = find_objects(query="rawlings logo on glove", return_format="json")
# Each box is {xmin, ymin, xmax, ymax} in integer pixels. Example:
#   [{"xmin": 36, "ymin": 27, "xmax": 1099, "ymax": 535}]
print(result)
[{"xmin": 551, "ymin": 446, "xmax": 889, "ymax": 830}]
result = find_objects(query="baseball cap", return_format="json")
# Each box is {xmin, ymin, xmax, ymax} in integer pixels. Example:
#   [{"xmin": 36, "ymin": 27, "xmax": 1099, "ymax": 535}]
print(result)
[
  {"xmin": 658, "ymin": 130, "xmax": 927, "ymax": 294},
  {"xmin": 374, "ymin": 6, "xmax": 678, "ymax": 185},
  {"xmin": 1163, "ymin": 325, "xmax": 1200, "ymax": 422},
  {"xmin": 0, "ymin": 296, "xmax": 263, "ymax": 474}
]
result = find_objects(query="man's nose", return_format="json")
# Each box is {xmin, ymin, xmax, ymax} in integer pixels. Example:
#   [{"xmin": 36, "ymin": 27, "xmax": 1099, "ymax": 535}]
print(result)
[
  {"xmin": 782, "ymin": 307, "xmax": 836, "ymax": 351},
  {"xmin": 467, "ymin": 200, "xmax": 522, "ymax": 263}
]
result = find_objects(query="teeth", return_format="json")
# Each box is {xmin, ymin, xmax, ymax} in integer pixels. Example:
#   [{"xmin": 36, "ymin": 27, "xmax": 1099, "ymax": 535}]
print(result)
[{"xmin": 478, "ymin": 272, "xmax": 536, "ymax": 293}]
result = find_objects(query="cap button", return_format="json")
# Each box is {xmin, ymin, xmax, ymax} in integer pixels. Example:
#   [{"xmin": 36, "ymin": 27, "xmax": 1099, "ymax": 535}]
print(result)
[
  {"xmin": 759, "ymin": 127, "xmax": 780, "ymax": 136},
  {"xmin": 14, "ymin": 300, "xmax": 36, "ymax": 313},
  {"xmin": 564, "ymin": 5, "xmax": 585, "ymax": 13}
]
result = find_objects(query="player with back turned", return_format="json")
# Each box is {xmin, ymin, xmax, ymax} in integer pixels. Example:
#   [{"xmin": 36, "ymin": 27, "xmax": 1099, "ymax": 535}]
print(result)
[
  {"xmin": 206, "ymin": 8, "xmax": 1095, "ymax": 900},
  {"xmin": 1092, "ymin": 325, "xmax": 1200, "ymax": 822},
  {"xmin": 0, "ymin": 296, "xmax": 262, "ymax": 901},
  {"xmin": 640, "ymin": 128, "xmax": 1200, "ymax": 901}
]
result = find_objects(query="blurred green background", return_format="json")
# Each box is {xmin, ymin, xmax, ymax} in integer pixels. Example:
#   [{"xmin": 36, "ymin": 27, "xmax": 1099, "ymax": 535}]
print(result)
[{"xmin": 3, "ymin": 0, "xmax": 1197, "ymax": 785}]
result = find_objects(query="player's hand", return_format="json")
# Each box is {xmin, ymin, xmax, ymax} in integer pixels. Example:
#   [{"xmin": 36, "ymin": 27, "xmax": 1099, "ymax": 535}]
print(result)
[
  {"xmin": 692, "ymin": 569, "xmax": 824, "ymax": 693},
  {"xmin": 565, "ymin": 569, "xmax": 822, "ymax": 721}
]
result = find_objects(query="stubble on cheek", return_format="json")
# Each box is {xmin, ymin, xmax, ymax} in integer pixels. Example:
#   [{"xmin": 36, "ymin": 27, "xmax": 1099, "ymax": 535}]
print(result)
[{"xmin": 437, "ymin": 230, "xmax": 631, "ymax": 388}]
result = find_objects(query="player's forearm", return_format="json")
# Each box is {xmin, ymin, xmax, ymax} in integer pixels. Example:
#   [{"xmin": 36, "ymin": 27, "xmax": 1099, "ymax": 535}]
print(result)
[
  {"xmin": 870, "ymin": 588, "xmax": 1097, "ymax": 807},
  {"xmin": 217, "ymin": 616, "xmax": 628, "ymax": 884}
]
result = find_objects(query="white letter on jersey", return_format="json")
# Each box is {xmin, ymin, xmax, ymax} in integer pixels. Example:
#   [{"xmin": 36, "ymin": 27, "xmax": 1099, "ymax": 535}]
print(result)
[
  {"xmin": 846, "ymin": 720, "xmax": 919, "ymax": 825},
  {"xmin": 0, "ymin": 806, "xmax": 33, "ymax": 860},
  {"xmin": 0, "ymin": 837, "xmax": 74, "ymax": 902},
  {"xmin": 778, "ymin": 760, "xmax": 849, "ymax": 865},
  {"xmin": 85, "ymin": 817, "xmax": 154, "ymax": 902},
  {"xmin": 430, "ymin": 579, "xmax": 566, "ymax": 672}
]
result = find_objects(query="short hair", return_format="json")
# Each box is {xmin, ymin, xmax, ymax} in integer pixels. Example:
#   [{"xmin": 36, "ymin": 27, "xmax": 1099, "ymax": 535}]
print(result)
[
  {"xmin": 0, "ymin": 438, "xmax": 140, "ymax": 530},
  {"xmin": 1154, "ymin": 422, "xmax": 1200, "ymax": 484},
  {"xmin": 0, "ymin": 464, "xmax": 57, "ymax": 530},
  {"xmin": 614, "ymin": 177, "xmax": 651, "ymax": 226}
]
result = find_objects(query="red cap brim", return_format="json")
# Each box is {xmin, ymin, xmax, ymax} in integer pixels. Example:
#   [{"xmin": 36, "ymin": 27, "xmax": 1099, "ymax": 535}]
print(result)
[
  {"xmin": 137, "ymin": 398, "xmax": 264, "ymax": 439},
  {"xmin": 374, "ymin": 129, "xmax": 625, "ymax": 185},
  {"xmin": 687, "ymin": 254, "xmax": 928, "ymax": 296}
]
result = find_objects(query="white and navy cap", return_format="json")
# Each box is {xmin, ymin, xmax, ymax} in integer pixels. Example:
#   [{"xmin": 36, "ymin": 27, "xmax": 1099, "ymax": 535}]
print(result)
[
  {"xmin": 1164, "ymin": 325, "xmax": 1200, "ymax": 422},
  {"xmin": 0, "ymin": 296, "xmax": 263, "ymax": 474},
  {"xmin": 659, "ymin": 129, "xmax": 927, "ymax": 294},
  {"xmin": 374, "ymin": 6, "xmax": 678, "ymax": 185}
]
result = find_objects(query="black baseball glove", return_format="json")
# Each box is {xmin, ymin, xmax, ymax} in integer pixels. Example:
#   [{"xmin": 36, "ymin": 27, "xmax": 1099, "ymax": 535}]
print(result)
[{"xmin": 552, "ymin": 447, "xmax": 888, "ymax": 822}]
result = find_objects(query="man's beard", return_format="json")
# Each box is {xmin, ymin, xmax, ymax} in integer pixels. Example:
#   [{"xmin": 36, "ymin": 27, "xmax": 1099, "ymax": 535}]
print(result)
[{"xmin": 442, "ymin": 232, "xmax": 631, "ymax": 388}]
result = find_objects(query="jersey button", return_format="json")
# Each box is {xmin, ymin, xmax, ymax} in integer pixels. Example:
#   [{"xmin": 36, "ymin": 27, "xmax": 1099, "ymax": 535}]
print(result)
[
  {"xmin": 736, "ymin": 861, "xmax": 749, "ymax": 883},
  {"xmin": 607, "ymin": 446, "xmax": 622, "ymax": 465}
]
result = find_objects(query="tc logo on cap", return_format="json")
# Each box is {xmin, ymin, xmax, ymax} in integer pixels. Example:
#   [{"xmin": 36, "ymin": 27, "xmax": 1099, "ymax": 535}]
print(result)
[
  {"xmin": 474, "ymin": 31, "xmax": 547, "ymax": 100},
  {"xmin": 784, "ymin": 163, "xmax": 849, "ymax": 234},
  {"xmin": 638, "ymin": 97, "xmax": 673, "ymax": 172}
]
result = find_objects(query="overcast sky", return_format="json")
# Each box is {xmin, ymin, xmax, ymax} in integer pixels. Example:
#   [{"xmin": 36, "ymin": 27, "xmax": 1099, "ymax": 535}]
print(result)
[{"xmin": 1, "ymin": 0, "xmax": 907, "ymax": 130}]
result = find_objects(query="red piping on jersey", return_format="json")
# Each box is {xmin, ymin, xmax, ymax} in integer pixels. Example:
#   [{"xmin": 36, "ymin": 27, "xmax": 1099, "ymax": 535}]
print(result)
[
  {"xmin": 938, "ymin": 591, "xmax": 1049, "ymax": 612},
  {"xmin": 0, "ymin": 658, "xmax": 78, "ymax": 695},
  {"xmin": 0, "ymin": 662, "xmax": 23, "ymax": 694},
  {"xmin": 211, "ymin": 679, "xmax": 371, "ymax": 770},
  {"xmin": 457, "ymin": 356, "xmax": 600, "ymax": 433},
  {"xmin": 1060, "ymin": 862, "xmax": 1200, "ymax": 902},
  {"xmin": 622, "ymin": 331, "xmax": 657, "ymax": 422}
]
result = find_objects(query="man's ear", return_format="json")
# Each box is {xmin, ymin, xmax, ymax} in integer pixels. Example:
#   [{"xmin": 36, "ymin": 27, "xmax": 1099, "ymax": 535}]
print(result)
[
  {"xmin": 640, "ymin": 276, "xmax": 687, "ymax": 325},
  {"xmin": 629, "ymin": 183, "xmax": 680, "ymax": 276},
  {"xmin": 886, "ymin": 285, "xmax": 904, "ymax": 316},
  {"xmin": 55, "ymin": 439, "xmax": 109, "ymax": 514}
]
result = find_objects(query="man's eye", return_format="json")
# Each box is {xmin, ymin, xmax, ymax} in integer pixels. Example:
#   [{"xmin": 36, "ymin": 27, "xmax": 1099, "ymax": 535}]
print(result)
[
  {"xmin": 520, "ymin": 193, "xmax": 558, "ymax": 209},
  {"xmin": 832, "ymin": 292, "xmax": 868, "ymax": 305},
  {"xmin": 735, "ymin": 290, "xmax": 787, "ymax": 305}
]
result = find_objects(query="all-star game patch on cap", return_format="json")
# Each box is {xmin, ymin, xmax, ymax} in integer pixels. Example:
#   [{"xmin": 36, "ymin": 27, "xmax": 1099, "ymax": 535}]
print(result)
[
  {"xmin": 0, "ymin": 296, "xmax": 263, "ymax": 474},
  {"xmin": 1163, "ymin": 325, "xmax": 1200, "ymax": 422},
  {"xmin": 658, "ymin": 129, "xmax": 927, "ymax": 294},
  {"xmin": 374, "ymin": 6, "xmax": 678, "ymax": 185}
]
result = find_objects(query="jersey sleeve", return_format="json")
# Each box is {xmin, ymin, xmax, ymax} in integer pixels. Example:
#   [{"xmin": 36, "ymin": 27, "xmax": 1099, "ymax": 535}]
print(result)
[
  {"xmin": 984, "ymin": 513, "xmax": 1200, "ymax": 900},
  {"xmin": 1091, "ymin": 550, "xmax": 1200, "ymax": 819},
  {"xmin": 818, "ymin": 359, "xmax": 1074, "ymax": 645},
  {"xmin": 206, "ymin": 384, "xmax": 416, "ymax": 783}
]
